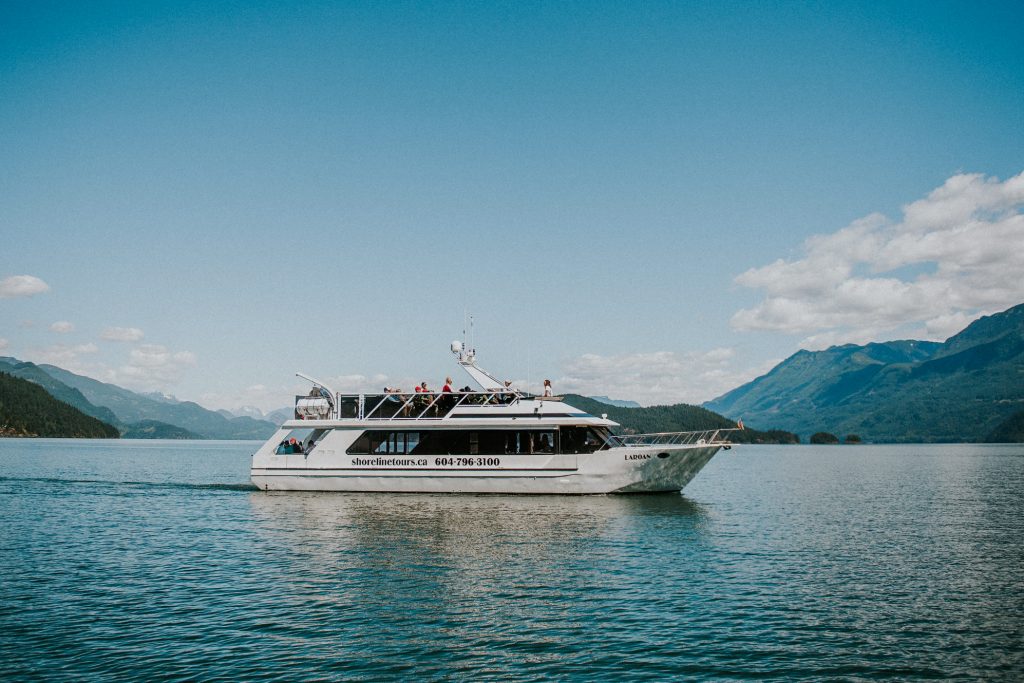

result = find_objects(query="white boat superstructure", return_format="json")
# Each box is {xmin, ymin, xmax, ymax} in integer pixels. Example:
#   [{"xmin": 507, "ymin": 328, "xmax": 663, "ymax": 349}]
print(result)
[{"xmin": 251, "ymin": 343, "xmax": 733, "ymax": 494}]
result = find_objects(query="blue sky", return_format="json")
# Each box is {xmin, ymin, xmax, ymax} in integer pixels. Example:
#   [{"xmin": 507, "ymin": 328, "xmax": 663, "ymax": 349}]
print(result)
[{"xmin": 2, "ymin": 1, "xmax": 1023, "ymax": 410}]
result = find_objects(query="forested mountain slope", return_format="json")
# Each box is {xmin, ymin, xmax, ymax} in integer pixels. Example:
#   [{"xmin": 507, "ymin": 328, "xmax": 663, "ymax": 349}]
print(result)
[
  {"xmin": 706, "ymin": 303, "xmax": 1024, "ymax": 442},
  {"xmin": 0, "ymin": 372, "xmax": 120, "ymax": 438}
]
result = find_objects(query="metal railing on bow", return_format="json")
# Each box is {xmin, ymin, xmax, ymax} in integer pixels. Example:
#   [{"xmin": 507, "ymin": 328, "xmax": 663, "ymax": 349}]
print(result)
[{"xmin": 607, "ymin": 428, "xmax": 738, "ymax": 448}]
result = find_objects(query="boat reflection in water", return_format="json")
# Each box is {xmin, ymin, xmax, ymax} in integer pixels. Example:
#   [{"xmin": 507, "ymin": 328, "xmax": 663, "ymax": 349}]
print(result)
[
  {"xmin": 246, "ymin": 492, "xmax": 709, "ymax": 595},
  {"xmin": 248, "ymin": 491, "xmax": 708, "ymax": 557}
]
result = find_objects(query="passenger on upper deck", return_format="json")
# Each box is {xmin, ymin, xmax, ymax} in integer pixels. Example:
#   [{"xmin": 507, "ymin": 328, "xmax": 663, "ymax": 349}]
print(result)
[
  {"xmin": 386, "ymin": 387, "xmax": 413, "ymax": 416},
  {"xmin": 414, "ymin": 382, "xmax": 431, "ymax": 411},
  {"xmin": 442, "ymin": 377, "xmax": 453, "ymax": 392},
  {"xmin": 543, "ymin": 379, "xmax": 553, "ymax": 397}
]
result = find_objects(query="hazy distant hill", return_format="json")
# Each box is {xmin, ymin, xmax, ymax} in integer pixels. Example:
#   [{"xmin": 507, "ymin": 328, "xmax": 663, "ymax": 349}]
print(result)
[
  {"xmin": 562, "ymin": 394, "xmax": 798, "ymax": 444},
  {"xmin": 121, "ymin": 420, "xmax": 202, "ymax": 439},
  {"xmin": 263, "ymin": 406, "xmax": 294, "ymax": 424},
  {"xmin": 588, "ymin": 395, "xmax": 642, "ymax": 408},
  {"xmin": 0, "ymin": 372, "xmax": 119, "ymax": 438},
  {"xmin": 38, "ymin": 364, "xmax": 277, "ymax": 440},
  {"xmin": 706, "ymin": 302, "xmax": 1024, "ymax": 442}
]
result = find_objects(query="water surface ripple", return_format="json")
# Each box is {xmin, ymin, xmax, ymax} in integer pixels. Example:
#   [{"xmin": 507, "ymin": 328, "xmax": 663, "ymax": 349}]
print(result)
[{"xmin": 1, "ymin": 439, "xmax": 1022, "ymax": 680}]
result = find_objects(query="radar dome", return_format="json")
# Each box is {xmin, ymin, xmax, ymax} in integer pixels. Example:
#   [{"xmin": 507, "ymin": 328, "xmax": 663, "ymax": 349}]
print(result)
[{"xmin": 451, "ymin": 340, "xmax": 463, "ymax": 354}]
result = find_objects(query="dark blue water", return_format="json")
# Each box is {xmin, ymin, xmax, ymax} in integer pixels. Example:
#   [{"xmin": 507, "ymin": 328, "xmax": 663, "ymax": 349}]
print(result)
[{"xmin": 1, "ymin": 440, "xmax": 1022, "ymax": 681}]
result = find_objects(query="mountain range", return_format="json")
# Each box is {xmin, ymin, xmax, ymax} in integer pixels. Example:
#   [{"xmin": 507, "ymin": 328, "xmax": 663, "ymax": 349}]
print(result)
[
  {"xmin": 4, "ymin": 301, "xmax": 1022, "ymax": 442},
  {"xmin": 705, "ymin": 302, "xmax": 1024, "ymax": 442},
  {"xmin": 0, "ymin": 357, "xmax": 276, "ymax": 440}
]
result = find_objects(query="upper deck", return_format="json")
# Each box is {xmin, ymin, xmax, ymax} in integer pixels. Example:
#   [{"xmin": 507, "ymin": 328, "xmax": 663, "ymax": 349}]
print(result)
[
  {"xmin": 291, "ymin": 389, "xmax": 613, "ymax": 426},
  {"xmin": 282, "ymin": 342, "xmax": 737, "ymax": 445}
]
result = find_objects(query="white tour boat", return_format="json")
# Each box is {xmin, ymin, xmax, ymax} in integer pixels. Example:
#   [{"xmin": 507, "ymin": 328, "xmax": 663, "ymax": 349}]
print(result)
[{"xmin": 251, "ymin": 343, "xmax": 734, "ymax": 494}]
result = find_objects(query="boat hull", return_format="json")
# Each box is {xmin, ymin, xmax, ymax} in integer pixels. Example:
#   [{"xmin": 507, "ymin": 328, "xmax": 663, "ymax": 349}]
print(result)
[{"xmin": 251, "ymin": 444, "xmax": 722, "ymax": 495}]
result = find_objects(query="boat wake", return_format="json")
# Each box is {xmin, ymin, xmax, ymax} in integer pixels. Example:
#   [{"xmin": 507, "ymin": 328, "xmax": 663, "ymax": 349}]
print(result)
[{"xmin": 0, "ymin": 476, "xmax": 258, "ymax": 492}]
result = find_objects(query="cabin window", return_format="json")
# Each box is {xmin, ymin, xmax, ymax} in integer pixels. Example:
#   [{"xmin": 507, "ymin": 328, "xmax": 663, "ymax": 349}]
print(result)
[
  {"xmin": 348, "ymin": 430, "xmax": 420, "ymax": 455},
  {"xmin": 347, "ymin": 430, "xmax": 561, "ymax": 456},
  {"xmin": 559, "ymin": 426, "xmax": 611, "ymax": 454}
]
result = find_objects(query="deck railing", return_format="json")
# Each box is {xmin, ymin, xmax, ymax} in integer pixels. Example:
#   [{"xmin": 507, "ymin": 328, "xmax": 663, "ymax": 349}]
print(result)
[
  {"xmin": 295, "ymin": 390, "xmax": 524, "ymax": 421},
  {"xmin": 292, "ymin": 396, "xmax": 740, "ymax": 447},
  {"xmin": 607, "ymin": 428, "xmax": 738, "ymax": 448}
]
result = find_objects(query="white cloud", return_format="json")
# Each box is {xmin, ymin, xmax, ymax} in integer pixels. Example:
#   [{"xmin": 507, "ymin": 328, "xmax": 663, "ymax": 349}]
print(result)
[
  {"xmin": 554, "ymin": 349, "xmax": 775, "ymax": 406},
  {"xmin": 200, "ymin": 383, "xmax": 289, "ymax": 414},
  {"xmin": 49, "ymin": 321, "xmax": 74, "ymax": 334},
  {"xmin": 0, "ymin": 275, "xmax": 50, "ymax": 299},
  {"xmin": 325, "ymin": 373, "xmax": 392, "ymax": 393},
  {"xmin": 23, "ymin": 337, "xmax": 196, "ymax": 394},
  {"xmin": 101, "ymin": 327, "xmax": 145, "ymax": 342},
  {"xmin": 104, "ymin": 344, "xmax": 196, "ymax": 391},
  {"xmin": 197, "ymin": 374, "xmax": 394, "ymax": 414},
  {"xmin": 26, "ymin": 343, "xmax": 100, "ymax": 369},
  {"xmin": 732, "ymin": 171, "xmax": 1024, "ymax": 344}
]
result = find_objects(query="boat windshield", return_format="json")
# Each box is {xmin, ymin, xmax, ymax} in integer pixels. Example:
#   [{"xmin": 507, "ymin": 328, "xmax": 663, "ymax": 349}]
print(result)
[{"xmin": 274, "ymin": 428, "xmax": 328, "ymax": 454}]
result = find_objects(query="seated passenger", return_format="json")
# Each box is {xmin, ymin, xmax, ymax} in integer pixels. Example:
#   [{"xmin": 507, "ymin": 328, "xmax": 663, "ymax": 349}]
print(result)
[
  {"xmin": 413, "ymin": 382, "xmax": 431, "ymax": 412},
  {"xmin": 289, "ymin": 437, "xmax": 303, "ymax": 454}
]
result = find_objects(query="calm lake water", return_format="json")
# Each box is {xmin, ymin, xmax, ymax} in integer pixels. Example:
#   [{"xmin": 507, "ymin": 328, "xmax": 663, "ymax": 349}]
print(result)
[{"xmin": 1, "ymin": 440, "xmax": 1022, "ymax": 681}]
